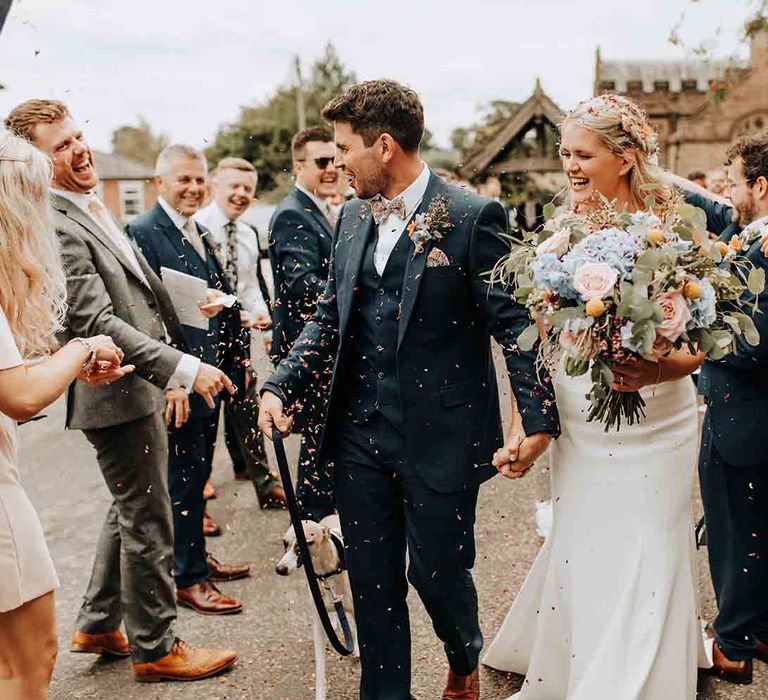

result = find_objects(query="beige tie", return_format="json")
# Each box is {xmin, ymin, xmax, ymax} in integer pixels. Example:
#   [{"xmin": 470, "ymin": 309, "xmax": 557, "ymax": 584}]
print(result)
[
  {"xmin": 324, "ymin": 201, "xmax": 337, "ymax": 227},
  {"xmin": 87, "ymin": 197, "xmax": 147, "ymax": 283},
  {"xmin": 183, "ymin": 218, "xmax": 206, "ymax": 260}
]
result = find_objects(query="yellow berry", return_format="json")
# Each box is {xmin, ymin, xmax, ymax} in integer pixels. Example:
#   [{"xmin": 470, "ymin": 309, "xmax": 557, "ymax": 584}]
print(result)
[
  {"xmin": 646, "ymin": 228, "xmax": 665, "ymax": 245},
  {"xmin": 713, "ymin": 241, "xmax": 729, "ymax": 257},
  {"xmin": 683, "ymin": 281, "xmax": 702, "ymax": 300},
  {"xmin": 729, "ymin": 235, "xmax": 742, "ymax": 250},
  {"xmin": 586, "ymin": 298, "xmax": 606, "ymax": 317}
]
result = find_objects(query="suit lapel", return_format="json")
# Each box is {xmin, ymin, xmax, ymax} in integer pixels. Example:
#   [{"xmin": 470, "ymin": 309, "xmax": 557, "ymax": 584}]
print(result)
[
  {"xmin": 52, "ymin": 194, "xmax": 151, "ymax": 290},
  {"xmin": 153, "ymin": 204, "xmax": 208, "ymax": 279},
  {"xmin": 397, "ymin": 173, "xmax": 441, "ymax": 348},
  {"xmin": 338, "ymin": 206, "xmax": 375, "ymax": 338},
  {"xmin": 294, "ymin": 188, "xmax": 333, "ymax": 239}
]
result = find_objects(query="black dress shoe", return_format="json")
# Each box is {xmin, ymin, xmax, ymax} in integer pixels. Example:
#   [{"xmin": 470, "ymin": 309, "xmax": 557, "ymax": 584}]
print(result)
[
  {"xmin": 703, "ymin": 641, "xmax": 753, "ymax": 685},
  {"xmin": 755, "ymin": 638, "xmax": 768, "ymax": 664}
]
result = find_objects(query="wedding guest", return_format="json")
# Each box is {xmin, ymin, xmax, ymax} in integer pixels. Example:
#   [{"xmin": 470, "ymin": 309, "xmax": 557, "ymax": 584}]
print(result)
[
  {"xmin": 268, "ymin": 127, "xmax": 337, "ymax": 521},
  {"xmin": 687, "ymin": 170, "xmax": 708, "ymax": 189},
  {"xmin": 512, "ymin": 187, "xmax": 544, "ymax": 238},
  {"xmin": 129, "ymin": 144, "xmax": 250, "ymax": 615},
  {"xmin": 6, "ymin": 100, "xmax": 239, "ymax": 680},
  {"xmin": 195, "ymin": 158, "xmax": 286, "ymax": 510},
  {"xmin": 0, "ymin": 128, "xmax": 130, "ymax": 700},
  {"xmin": 697, "ymin": 131, "xmax": 768, "ymax": 683}
]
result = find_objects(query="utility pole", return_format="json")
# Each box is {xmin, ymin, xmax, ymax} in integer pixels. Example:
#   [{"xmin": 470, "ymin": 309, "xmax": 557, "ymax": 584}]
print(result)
[{"xmin": 295, "ymin": 55, "xmax": 306, "ymax": 131}]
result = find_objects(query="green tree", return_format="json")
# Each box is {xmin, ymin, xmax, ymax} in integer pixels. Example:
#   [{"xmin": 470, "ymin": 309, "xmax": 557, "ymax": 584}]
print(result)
[
  {"xmin": 206, "ymin": 43, "xmax": 356, "ymax": 195},
  {"xmin": 111, "ymin": 117, "xmax": 168, "ymax": 165}
]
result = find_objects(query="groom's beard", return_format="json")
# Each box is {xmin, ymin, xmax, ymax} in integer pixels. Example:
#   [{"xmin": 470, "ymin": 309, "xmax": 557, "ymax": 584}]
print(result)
[
  {"xmin": 734, "ymin": 192, "xmax": 757, "ymax": 227},
  {"xmin": 350, "ymin": 164, "xmax": 388, "ymax": 200}
]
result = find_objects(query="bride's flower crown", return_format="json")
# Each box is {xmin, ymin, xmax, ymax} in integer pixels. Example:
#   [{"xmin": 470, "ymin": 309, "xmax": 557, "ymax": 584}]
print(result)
[{"xmin": 567, "ymin": 93, "xmax": 660, "ymax": 166}]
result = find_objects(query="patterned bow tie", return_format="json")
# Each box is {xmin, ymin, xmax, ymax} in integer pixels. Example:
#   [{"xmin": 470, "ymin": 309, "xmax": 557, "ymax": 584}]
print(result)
[{"xmin": 370, "ymin": 195, "xmax": 406, "ymax": 224}]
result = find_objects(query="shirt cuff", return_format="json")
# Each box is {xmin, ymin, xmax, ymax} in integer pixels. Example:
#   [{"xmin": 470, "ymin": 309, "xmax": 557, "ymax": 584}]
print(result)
[{"xmin": 165, "ymin": 353, "xmax": 201, "ymax": 394}]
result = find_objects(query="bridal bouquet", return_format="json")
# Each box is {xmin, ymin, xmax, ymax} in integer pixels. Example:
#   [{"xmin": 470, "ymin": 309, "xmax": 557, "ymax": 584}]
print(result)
[{"xmin": 499, "ymin": 198, "xmax": 765, "ymax": 431}]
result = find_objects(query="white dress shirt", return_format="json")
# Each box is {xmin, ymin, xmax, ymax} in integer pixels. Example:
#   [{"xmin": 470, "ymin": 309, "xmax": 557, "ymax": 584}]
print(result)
[
  {"xmin": 193, "ymin": 202, "xmax": 269, "ymax": 324},
  {"xmin": 53, "ymin": 188, "xmax": 200, "ymax": 393},
  {"xmin": 372, "ymin": 163, "xmax": 430, "ymax": 275}
]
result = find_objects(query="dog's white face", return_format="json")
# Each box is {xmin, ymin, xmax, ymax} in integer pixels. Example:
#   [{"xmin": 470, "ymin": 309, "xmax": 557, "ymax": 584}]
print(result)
[{"xmin": 275, "ymin": 520, "xmax": 329, "ymax": 576}]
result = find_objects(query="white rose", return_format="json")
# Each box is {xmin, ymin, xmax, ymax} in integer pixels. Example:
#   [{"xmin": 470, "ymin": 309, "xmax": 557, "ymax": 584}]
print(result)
[
  {"xmin": 536, "ymin": 228, "xmax": 570, "ymax": 258},
  {"xmin": 572, "ymin": 262, "xmax": 618, "ymax": 301}
]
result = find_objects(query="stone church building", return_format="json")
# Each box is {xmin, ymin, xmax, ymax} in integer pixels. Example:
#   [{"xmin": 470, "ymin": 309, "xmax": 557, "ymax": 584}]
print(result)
[{"xmin": 595, "ymin": 31, "xmax": 768, "ymax": 176}]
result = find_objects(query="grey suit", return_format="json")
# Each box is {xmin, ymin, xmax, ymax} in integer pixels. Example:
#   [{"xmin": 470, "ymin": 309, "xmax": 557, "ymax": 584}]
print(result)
[{"xmin": 53, "ymin": 193, "xmax": 184, "ymax": 662}]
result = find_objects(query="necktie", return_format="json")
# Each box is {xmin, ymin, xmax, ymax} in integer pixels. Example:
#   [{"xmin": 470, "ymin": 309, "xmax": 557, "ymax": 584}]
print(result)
[
  {"xmin": 224, "ymin": 220, "xmax": 239, "ymax": 291},
  {"xmin": 184, "ymin": 218, "xmax": 206, "ymax": 260},
  {"xmin": 370, "ymin": 195, "xmax": 406, "ymax": 224},
  {"xmin": 324, "ymin": 202, "xmax": 337, "ymax": 228}
]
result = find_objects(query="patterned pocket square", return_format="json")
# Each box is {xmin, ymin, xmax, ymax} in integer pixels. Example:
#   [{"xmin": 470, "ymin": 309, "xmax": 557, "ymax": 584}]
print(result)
[{"xmin": 426, "ymin": 248, "xmax": 451, "ymax": 267}]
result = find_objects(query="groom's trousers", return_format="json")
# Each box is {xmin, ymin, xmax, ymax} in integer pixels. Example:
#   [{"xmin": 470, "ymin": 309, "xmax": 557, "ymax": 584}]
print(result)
[
  {"xmin": 699, "ymin": 412, "xmax": 768, "ymax": 661},
  {"xmin": 331, "ymin": 411, "xmax": 482, "ymax": 700}
]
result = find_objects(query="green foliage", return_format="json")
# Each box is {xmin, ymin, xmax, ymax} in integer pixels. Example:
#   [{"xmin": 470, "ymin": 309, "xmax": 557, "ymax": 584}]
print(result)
[
  {"xmin": 111, "ymin": 116, "xmax": 168, "ymax": 165},
  {"xmin": 205, "ymin": 43, "xmax": 356, "ymax": 194}
]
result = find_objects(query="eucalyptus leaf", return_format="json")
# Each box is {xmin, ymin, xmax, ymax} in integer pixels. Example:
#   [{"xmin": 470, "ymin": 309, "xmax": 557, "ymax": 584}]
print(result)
[
  {"xmin": 543, "ymin": 202, "xmax": 556, "ymax": 221},
  {"xmin": 517, "ymin": 323, "xmax": 539, "ymax": 352},
  {"xmin": 748, "ymin": 267, "xmax": 766, "ymax": 295},
  {"xmin": 734, "ymin": 312, "xmax": 760, "ymax": 346}
]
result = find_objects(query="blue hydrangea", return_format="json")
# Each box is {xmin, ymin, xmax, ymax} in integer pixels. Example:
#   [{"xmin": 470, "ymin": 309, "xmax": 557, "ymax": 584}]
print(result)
[
  {"xmin": 687, "ymin": 278, "xmax": 717, "ymax": 329},
  {"xmin": 531, "ymin": 254, "xmax": 579, "ymax": 300},
  {"xmin": 625, "ymin": 211, "xmax": 661, "ymax": 238},
  {"xmin": 562, "ymin": 228, "xmax": 641, "ymax": 277}
]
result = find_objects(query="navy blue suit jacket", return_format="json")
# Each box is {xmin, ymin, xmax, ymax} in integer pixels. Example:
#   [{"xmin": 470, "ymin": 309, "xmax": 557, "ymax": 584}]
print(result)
[
  {"xmin": 264, "ymin": 173, "xmax": 560, "ymax": 493},
  {"xmin": 127, "ymin": 202, "xmax": 249, "ymax": 416},
  {"xmin": 268, "ymin": 188, "xmax": 333, "ymax": 363}
]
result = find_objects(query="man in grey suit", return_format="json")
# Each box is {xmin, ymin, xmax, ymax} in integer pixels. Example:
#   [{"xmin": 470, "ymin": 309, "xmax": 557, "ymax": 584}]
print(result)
[{"xmin": 5, "ymin": 100, "xmax": 238, "ymax": 682}]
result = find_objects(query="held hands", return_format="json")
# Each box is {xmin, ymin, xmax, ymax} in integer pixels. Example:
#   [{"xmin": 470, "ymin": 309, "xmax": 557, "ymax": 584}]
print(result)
[
  {"xmin": 258, "ymin": 390, "xmax": 293, "ymax": 438},
  {"xmin": 165, "ymin": 388, "xmax": 190, "ymax": 428},
  {"xmin": 192, "ymin": 362, "xmax": 236, "ymax": 409},
  {"xmin": 610, "ymin": 358, "xmax": 661, "ymax": 392},
  {"xmin": 198, "ymin": 289, "xmax": 226, "ymax": 319},
  {"xmin": 76, "ymin": 335, "xmax": 135, "ymax": 386},
  {"xmin": 493, "ymin": 432, "xmax": 552, "ymax": 480}
]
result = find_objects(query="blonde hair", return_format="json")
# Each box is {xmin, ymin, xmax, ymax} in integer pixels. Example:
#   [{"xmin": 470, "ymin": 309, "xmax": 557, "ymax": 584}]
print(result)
[
  {"xmin": 0, "ymin": 130, "xmax": 67, "ymax": 357},
  {"xmin": 561, "ymin": 93, "xmax": 672, "ymax": 211},
  {"xmin": 5, "ymin": 99, "xmax": 69, "ymax": 143}
]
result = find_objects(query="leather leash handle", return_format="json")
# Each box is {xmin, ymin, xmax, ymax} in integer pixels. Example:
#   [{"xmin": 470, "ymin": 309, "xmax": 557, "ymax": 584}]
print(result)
[{"xmin": 272, "ymin": 429, "xmax": 354, "ymax": 656}]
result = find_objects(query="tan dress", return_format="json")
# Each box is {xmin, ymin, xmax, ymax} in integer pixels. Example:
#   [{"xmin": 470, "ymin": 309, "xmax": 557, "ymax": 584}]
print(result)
[{"xmin": 0, "ymin": 309, "xmax": 58, "ymax": 612}]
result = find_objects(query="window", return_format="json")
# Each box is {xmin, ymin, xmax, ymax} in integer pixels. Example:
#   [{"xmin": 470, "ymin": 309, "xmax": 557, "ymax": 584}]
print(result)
[
  {"xmin": 600, "ymin": 81, "xmax": 616, "ymax": 91},
  {"xmin": 681, "ymin": 79, "xmax": 698, "ymax": 91},
  {"xmin": 653, "ymin": 81, "xmax": 669, "ymax": 91},
  {"xmin": 118, "ymin": 181, "xmax": 145, "ymax": 222},
  {"xmin": 626, "ymin": 80, "xmax": 643, "ymax": 92}
]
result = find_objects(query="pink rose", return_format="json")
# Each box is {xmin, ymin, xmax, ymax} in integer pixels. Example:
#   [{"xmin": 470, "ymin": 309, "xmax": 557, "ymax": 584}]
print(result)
[
  {"xmin": 656, "ymin": 292, "xmax": 691, "ymax": 342},
  {"xmin": 572, "ymin": 262, "xmax": 618, "ymax": 301},
  {"xmin": 536, "ymin": 228, "xmax": 570, "ymax": 258}
]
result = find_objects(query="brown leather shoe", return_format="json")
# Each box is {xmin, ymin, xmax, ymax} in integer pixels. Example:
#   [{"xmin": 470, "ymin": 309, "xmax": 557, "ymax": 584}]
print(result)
[
  {"xmin": 207, "ymin": 553, "xmax": 250, "ymax": 582},
  {"xmin": 755, "ymin": 637, "xmax": 768, "ymax": 664},
  {"xmin": 133, "ymin": 638, "xmax": 236, "ymax": 682},
  {"xmin": 704, "ymin": 641, "xmax": 753, "ymax": 685},
  {"xmin": 70, "ymin": 629, "xmax": 131, "ymax": 657},
  {"xmin": 260, "ymin": 484, "xmax": 287, "ymax": 510},
  {"xmin": 442, "ymin": 667, "xmax": 480, "ymax": 699},
  {"xmin": 203, "ymin": 511, "xmax": 221, "ymax": 537},
  {"xmin": 177, "ymin": 581, "xmax": 243, "ymax": 615},
  {"xmin": 203, "ymin": 480, "xmax": 216, "ymax": 500}
]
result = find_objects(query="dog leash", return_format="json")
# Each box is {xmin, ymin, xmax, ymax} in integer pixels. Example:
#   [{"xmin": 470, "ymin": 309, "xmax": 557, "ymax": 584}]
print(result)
[{"xmin": 272, "ymin": 429, "xmax": 354, "ymax": 656}]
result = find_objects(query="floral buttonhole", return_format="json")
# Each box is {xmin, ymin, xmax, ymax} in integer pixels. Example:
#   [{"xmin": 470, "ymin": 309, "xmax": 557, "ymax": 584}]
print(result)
[{"xmin": 406, "ymin": 194, "xmax": 454, "ymax": 256}]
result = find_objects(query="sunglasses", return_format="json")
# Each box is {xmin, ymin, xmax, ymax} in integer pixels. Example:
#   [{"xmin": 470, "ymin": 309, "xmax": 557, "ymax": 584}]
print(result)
[{"xmin": 298, "ymin": 156, "xmax": 335, "ymax": 170}]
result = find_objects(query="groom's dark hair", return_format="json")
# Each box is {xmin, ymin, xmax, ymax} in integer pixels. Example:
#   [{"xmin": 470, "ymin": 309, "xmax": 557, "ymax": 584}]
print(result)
[
  {"xmin": 726, "ymin": 130, "xmax": 768, "ymax": 184},
  {"xmin": 322, "ymin": 80, "xmax": 424, "ymax": 153}
]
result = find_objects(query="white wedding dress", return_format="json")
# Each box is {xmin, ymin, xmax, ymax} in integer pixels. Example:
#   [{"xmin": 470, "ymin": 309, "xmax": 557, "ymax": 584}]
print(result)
[{"xmin": 484, "ymin": 368, "xmax": 712, "ymax": 699}]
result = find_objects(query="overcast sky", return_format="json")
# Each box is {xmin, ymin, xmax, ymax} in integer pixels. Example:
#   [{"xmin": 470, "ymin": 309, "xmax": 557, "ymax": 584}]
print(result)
[{"xmin": 0, "ymin": 0, "xmax": 751, "ymax": 153}]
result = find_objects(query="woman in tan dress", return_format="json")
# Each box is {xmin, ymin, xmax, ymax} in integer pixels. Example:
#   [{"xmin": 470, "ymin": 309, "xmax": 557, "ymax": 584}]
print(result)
[{"xmin": 0, "ymin": 129, "xmax": 132, "ymax": 700}]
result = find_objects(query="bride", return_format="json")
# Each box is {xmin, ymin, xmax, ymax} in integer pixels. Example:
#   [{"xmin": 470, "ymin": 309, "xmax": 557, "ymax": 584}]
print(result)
[{"xmin": 484, "ymin": 94, "xmax": 713, "ymax": 699}]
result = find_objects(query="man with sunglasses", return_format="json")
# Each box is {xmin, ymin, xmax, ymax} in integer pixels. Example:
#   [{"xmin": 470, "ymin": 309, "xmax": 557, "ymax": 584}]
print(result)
[{"xmin": 268, "ymin": 127, "xmax": 338, "ymax": 521}]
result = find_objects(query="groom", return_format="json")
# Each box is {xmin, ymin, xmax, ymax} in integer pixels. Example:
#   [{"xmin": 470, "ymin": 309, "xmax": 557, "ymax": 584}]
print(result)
[{"xmin": 259, "ymin": 80, "xmax": 559, "ymax": 700}]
